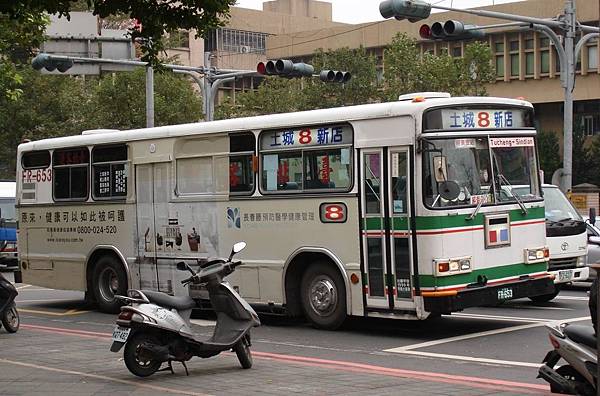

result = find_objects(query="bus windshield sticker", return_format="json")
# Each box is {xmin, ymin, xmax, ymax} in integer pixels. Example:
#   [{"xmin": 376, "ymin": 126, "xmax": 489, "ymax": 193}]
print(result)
[
  {"xmin": 470, "ymin": 194, "xmax": 490, "ymax": 205},
  {"xmin": 261, "ymin": 125, "xmax": 352, "ymax": 150},
  {"xmin": 440, "ymin": 109, "xmax": 526, "ymax": 129},
  {"xmin": 489, "ymin": 137, "xmax": 534, "ymax": 148},
  {"xmin": 454, "ymin": 138, "xmax": 476, "ymax": 149},
  {"xmin": 341, "ymin": 148, "xmax": 350, "ymax": 165}
]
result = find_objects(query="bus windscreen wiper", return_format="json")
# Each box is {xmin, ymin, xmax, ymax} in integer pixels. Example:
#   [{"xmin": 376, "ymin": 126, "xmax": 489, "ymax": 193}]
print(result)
[{"xmin": 497, "ymin": 173, "xmax": 528, "ymax": 215}]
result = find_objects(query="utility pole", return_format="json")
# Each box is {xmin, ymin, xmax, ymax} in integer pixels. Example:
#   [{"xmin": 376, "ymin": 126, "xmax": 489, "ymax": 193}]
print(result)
[{"xmin": 380, "ymin": 0, "xmax": 600, "ymax": 192}]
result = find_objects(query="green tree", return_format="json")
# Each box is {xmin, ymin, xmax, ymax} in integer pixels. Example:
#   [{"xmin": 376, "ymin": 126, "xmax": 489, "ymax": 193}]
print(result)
[
  {"xmin": 537, "ymin": 130, "xmax": 562, "ymax": 183},
  {"xmin": 0, "ymin": 69, "xmax": 90, "ymax": 178},
  {"xmin": 1, "ymin": 1, "xmax": 235, "ymax": 65},
  {"xmin": 215, "ymin": 46, "xmax": 378, "ymax": 119},
  {"xmin": 0, "ymin": 12, "xmax": 47, "ymax": 100},
  {"xmin": 382, "ymin": 33, "xmax": 494, "ymax": 101},
  {"xmin": 88, "ymin": 68, "xmax": 202, "ymax": 130},
  {"xmin": 572, "ymin": 118, "xmax": 591, "ymax": 186}
]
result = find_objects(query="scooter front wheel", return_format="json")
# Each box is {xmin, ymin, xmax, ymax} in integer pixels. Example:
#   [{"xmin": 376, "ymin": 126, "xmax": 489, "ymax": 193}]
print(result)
[
  {"xmin": 1, "ymin": 303, "xmax": 19, "ymax": 333},
  {"xmin": 234, "ymin": 335, "xmax": 253, "ymax": 369},
  {"xmin": 124, "ymin": 333, "xmax": 162, "ymax": 377}
]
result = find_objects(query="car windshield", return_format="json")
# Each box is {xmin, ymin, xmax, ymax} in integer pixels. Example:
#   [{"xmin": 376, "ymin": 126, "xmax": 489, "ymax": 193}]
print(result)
[
  {"xmin": 0, "ymin": 198, "xmax": 16, "ymax": 220},
  {"xmin": 540, "ymin": 187, "xmax": 582, "ymax": 222},
  {"xmin": 423, "ymin": 137, "xmax": 541, "ymax": 208}
]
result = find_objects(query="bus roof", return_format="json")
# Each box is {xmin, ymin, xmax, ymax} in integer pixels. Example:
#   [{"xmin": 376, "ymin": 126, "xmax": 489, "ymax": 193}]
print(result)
[
  {"xmin": 18, "ymin": 96, "xmax": 533, "ymax": 152},
  {"xmin": 0, "ymin": 181, "xmax": 16, "ymax": 199}
]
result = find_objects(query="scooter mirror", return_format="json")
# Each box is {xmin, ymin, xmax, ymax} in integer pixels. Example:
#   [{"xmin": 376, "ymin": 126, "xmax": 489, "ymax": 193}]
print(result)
[
  {"xmin": 232, "ymin": 241, "xmax": 247, "ymax": 254},
  {"xmin": 176, "ymin": 262, "xmax": 188, "ymax": 271}
]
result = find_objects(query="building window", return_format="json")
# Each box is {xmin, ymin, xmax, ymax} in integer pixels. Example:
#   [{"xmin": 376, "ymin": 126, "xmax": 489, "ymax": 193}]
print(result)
[
  {"xmin": 209, "ymin": 28, "xmax": 269, "ymax": 54},
  {"xmin": 452, "ymin": 46, "xmax": 462, "ymax": 57},
  {"xmin": 509, "ymin": 39, "xmax": 519, "ymax": 77},
  {"xmin": 495, "ymin": 41, "xmax": 504, "ymax": 78},
  {"xmin": 92, "ymin": 145, "xmax": 128, "ymax": 200},
  {"xmin": 166, "ymin": 30, "xmax": 190, "ymax": 49},
  {"xmin": 540, "ymin": 37, "xmax": 550, "ymax": 74},
  {"xmin": 53, "ymin": 147, "xmax": 89, "ymax": 201},
  {"xmin": 583, "ymin": 115, "xmax": 600, "ymax": 136},
  {"xmin": 589, "ymin": 39, "xmax": 598, "ymax": 70},
  {"xmin": 525, "ymin": 38, "xmax": 534, "ymax": 76}
]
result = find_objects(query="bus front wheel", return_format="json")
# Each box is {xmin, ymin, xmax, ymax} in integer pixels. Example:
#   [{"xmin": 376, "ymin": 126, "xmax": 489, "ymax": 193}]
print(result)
[
  {"xmin": 92, "ymin": 255, "xmax": 127, "ymax": 313},
  {"xmin": 300, "ymin": 263, "xmax": 346, "ymax": 330},
  {"xmin": 529, "ymin": 285, "xmax": 561, "ymax": 303}
]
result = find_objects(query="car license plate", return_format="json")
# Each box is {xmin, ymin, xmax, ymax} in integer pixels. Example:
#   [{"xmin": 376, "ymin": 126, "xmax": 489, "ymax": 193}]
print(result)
[
  {"xmin": 497, "ymin": 287, "xmax": 513, "ymax": 300},
  {"xmin": 112, "ymin": 325, "xmax": 131, "ymax": 342},
  {"xmin": 558, "ymin": 270, "xmax": 573, "ymax": 282}
]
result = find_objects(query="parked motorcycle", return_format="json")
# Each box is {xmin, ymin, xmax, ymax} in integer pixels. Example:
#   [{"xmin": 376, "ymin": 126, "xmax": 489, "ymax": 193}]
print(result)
[
  {"xmin": 0, "ymin": 270, "xmax": 19, "ymax": 333},
  {"xmin": 110, "ymin": 241, "xmax": 260, "ymax": 377}
]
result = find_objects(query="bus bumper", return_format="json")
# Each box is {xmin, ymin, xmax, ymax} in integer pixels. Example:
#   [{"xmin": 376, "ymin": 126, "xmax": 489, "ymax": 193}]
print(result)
[{"xmin": 423, "ymin": 276, "xmax": 555, "ymax": 313}]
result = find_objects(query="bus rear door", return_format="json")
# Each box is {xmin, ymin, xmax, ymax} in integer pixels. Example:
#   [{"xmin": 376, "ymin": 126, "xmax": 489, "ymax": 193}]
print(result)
[{"xmin": 360, "ymin": 147, "xmax": 415, "ymax": 312}]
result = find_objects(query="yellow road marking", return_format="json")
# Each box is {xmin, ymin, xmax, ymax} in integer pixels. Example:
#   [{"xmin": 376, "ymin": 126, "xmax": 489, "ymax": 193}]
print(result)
[{"xmin": 19, "ymin": 308, "xmax": 90, "ymax": 316}]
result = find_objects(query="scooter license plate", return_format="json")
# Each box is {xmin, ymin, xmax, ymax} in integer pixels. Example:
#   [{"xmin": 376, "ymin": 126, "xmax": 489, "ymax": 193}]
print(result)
[{"xmin": 112, "ymin": 325, "xmax": 131, "ymax": 342}]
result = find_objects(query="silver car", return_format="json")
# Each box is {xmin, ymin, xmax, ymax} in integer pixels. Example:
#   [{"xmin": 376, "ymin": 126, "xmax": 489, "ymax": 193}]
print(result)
[{"xmin": 584, "ymin": 216, "xmax": 600, "ymax": 280}]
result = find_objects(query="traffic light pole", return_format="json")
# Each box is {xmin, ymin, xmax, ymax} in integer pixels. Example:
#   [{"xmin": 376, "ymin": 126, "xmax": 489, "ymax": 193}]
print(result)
[
  {"xmin": 381, "ymin": 0, "xmax": 600, "ymax": 192},
  {"xmin": 146, "ymin": 66, "xmax": 154, "ymax": 128}
]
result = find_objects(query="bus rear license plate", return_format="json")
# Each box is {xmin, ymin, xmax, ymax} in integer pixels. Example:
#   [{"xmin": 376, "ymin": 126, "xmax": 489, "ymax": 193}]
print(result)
[
  {"xmin": 497, "ymin": 287, "xmax": 513, "ymax": 300},
  {"xmin": 112, "ymin": 325, "xmax": 131, "ymax": 343},
  {"xmin": 558, "ymin": 270, "xmax": 573, "ymax": 282}
]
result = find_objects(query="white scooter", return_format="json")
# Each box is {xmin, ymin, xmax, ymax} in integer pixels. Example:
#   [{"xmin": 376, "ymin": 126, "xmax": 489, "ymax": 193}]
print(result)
[
  {"xmin": 538, "ymin": 323, "xmax": 596, "ymax": 395},
  {"xmin": 110, "ymin": 241, "xmax": 261, "ymax": 377}
]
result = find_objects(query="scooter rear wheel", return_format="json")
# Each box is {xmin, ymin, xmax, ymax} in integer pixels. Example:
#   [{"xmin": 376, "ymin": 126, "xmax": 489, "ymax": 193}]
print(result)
[
  {"xmin": 234, "ymin": 335, "xmax": 253, "ymax": 369},
  {"xmin": 1, "ymin": 303, "xmax": 19, "ymax": 333},
  {"xmin": 124, "ymin": 333, "xmax": 162, "ymax": 377}
]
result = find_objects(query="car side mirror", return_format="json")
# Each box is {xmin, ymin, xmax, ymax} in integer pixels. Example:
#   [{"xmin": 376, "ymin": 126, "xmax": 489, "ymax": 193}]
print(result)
[{"xmin": 589, "ymin": 236, "xmax": 600, "ymax": 246}]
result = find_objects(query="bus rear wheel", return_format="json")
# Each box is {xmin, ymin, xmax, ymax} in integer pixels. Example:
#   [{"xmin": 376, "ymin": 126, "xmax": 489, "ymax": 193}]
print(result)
[
  {"xmin": 92, "ymin": 255, "xmax": 127, "ymax": 314},
  {"xmin": 300, "ymin": 263, "xmax": 346, "ymax": 330}
]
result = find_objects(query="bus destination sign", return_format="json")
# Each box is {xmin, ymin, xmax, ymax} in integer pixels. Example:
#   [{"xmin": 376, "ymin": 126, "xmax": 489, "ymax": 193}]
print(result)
[
  {"xmin": 261, "ymin": 125, "xmax": 353, "ymax": 151},
  {"xmin": 440, "ymin": 109, "xmax": 528, "ymax": 130}
]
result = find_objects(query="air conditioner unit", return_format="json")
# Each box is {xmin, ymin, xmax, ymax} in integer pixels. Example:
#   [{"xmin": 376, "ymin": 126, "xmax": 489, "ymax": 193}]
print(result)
[{"xmin": 240, "ymin": 45, "xmax": 251, "ymax": 54}]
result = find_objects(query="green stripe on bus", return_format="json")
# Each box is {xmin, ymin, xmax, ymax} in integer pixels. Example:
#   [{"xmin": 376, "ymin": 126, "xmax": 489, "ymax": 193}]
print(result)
[
  {"xmin": 417, "ymin": 262, "xmax": 547, "ymax": 288},
  {"xmin": 363, "ymin": 207, "xmax": 544, "ymax": 231}
]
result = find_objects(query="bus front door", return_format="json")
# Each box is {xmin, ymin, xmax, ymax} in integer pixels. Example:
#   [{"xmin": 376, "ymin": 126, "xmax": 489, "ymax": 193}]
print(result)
[
  {"xmin": 360, "ymin": 148, "xmax": 414, "ymax": 312},
  {"xmin": 135, "ymin": 162, "xmax": 170, "ymax": 292}
]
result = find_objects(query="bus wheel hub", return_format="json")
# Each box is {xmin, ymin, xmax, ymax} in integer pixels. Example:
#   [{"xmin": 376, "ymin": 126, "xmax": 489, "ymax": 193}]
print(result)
[{"xmin": 309, "ymin": 278, "xmax": 336, "ymax": 315}]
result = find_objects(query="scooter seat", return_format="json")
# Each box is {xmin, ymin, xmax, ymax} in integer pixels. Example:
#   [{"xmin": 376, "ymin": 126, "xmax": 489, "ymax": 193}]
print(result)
[
  {"xmin": 141, "ymin": 290, "xmax": 197, "ymax": 311},
  {"xmin": 564, "ymin": 324, "xmax": 597, "ymax": 350}
]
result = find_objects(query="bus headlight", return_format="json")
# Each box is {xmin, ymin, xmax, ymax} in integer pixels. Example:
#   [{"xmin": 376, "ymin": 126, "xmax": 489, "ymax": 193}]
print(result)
[
  {"xmin": 434, "ymin": 256, "xmax": 472, "ymax": 276},
  {"xmin": 525, "ymin": 247, "xmax": 549, "ymax": 264},
  {"xmin": 577, "ymin": 256, "xmax": 586, "ymax": 267}
]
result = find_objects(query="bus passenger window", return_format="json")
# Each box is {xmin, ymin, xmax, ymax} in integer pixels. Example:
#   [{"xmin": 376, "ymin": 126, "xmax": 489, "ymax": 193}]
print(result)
[
  {"xmin": 53, "ymin": 147, "xmax": 89, "ymax": 201},
  {"xmin": 92, "ymin": 145, "xmax": 128, "ymax": 200},
  {"xmin": 22, "ymin": 151, "xmax": 50, "ymax": 169},
  {"xmin": 229, "ymin": 133, "xmax": 256, "ymax": 194}
]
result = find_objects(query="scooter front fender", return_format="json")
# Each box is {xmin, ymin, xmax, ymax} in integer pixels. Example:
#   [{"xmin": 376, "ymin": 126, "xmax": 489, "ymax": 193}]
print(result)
[{"xmin": 110, "ymin": 341, "xmax": 125, "ymax": 352}]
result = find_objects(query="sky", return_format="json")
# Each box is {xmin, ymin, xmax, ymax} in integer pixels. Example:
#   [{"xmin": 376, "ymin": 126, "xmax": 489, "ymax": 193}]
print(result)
[{"xmin": 234, "ymin": 0, "xmax": 523, "ymax": 24}]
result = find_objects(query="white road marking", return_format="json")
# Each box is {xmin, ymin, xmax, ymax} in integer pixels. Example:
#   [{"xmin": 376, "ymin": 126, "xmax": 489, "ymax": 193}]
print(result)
[
  {"xmin": 449, "ymin": 312, "xmax": 550, "ymax": 323},
  {"xmin": 555, "ymin": 295, "xmax": 589, "ymax": 301},
  {"xmin": 388, "ymin": 316, "xmax": 590, "ymax": 351},
  {"xmin": 503, "ymin": 304, "xmax": 573, "ymax": 311},
  {"xmin": 190, "ymin": 319, "xmax": 216, "ymax": 327},
  {"xmin": 397, "ymin": 350, "xmax": 542, "ymax": 368}
]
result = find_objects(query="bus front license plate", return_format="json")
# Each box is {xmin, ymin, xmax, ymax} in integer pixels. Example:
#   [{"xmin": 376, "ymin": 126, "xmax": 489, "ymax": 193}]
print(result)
[
  {"xmin": 112, "ymin": 325, "xmax": 131, "ymax": 343},
  {"xmin": 558, "ymin": 270, "xmax": 573, "ymax": 282},
  {"xmin": 497, "ymin": 287, "xmax": 513, "ymax": 301}
]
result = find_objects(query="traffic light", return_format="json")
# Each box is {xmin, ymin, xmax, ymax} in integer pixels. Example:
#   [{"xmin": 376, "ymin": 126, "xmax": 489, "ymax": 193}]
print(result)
[
  {"xmin": 419, "ymin": 20, "xmax": 484, "ymax": 40},
  {"xmin": 257, "ymin": 59, "xmax": 314, "ymax": 77},
  {"xmin": 319, "ymin": 70, "xmax": 351, "ymax": 83},
  {"xmin": 379, "ymin": 0, "xmax": 431, "ymax": 23},
  {"xmin": 32, "ymin": 53, "xmax": 74, "ymax": 73}
]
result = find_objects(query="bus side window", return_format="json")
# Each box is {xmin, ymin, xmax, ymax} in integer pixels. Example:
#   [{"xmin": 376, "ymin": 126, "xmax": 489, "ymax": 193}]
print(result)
[
  {"xmin": 230, "ymin": 133, "xmax": 255, "ymax": 195},
  {"xmin": 53, "ymin": 147, "xmax": 89, "ymax": 201},
  {"xmin": 92, "ymin": 145, "xmax": 128, "ymax": 200}
]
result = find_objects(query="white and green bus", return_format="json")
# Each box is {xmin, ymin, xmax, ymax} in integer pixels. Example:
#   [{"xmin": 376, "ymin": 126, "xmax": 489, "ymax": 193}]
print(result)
[{"xmin": 16, "ymin": 92, "xmax": 554, "ymax": 329}]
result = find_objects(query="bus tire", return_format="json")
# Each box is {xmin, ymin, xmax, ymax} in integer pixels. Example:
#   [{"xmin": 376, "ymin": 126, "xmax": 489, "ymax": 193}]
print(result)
[
  {"xmin": 300, "ymin": 263, "xmax": 346, "ymax": 330},
  {"xmin": 92, "ymin": 255, "xmax": 127, "ymax": 314},
  {"xmin": 529, "ymin": 285, "xmax": 561, "ymax": 303}
]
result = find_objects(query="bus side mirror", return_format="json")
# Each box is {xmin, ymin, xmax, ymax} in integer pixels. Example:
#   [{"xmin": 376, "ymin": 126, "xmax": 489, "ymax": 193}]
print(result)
[{"xmin": 590, "ymin": 208, "xmax": 596, "ymax": 225}]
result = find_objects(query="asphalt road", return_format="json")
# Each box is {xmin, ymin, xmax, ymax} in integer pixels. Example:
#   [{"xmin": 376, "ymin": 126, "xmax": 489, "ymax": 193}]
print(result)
[{"xmin": 0, "ymin": 279, "xmax": 594, "ymax": 395}]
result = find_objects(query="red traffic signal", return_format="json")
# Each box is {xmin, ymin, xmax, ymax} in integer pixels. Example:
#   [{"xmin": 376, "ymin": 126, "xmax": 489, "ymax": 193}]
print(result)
[
  {"xmin": 418, "ymin": 20, "xmax": 484, "ymax": 41},
  {"xmin": 257, "ymin": 60, "xmax": 314, "ymax": 77},
  {"xmin": 419, "ymin": 24, "xmax": 432, "ymax": 39}
]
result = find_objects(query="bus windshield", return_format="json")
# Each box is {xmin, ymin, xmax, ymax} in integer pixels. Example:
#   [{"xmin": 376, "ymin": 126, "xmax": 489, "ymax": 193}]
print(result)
[{"xmin": 423, "ymin": 136, "xmax": 541, "ymax": 208}]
